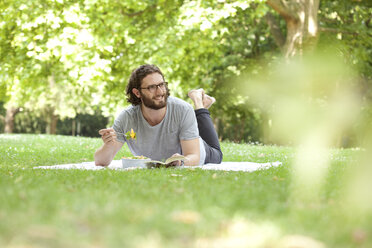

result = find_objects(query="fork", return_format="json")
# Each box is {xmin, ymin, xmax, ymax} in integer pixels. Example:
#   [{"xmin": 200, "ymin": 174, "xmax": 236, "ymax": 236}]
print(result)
[
  {"xmin": 115, "ymin": 131, "xmax": 136, "ymax": 140},
  {"xmin": 114, "ymin": 131, "xmax": 127, "ymax": 136}
]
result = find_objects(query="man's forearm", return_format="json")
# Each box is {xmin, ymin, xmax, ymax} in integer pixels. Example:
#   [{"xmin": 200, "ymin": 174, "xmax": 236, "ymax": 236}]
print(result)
[
  {"xmin": 183, "ymin": 154, "xmax": 200, "ymax": 166},
  {"xmin": 94, "ymin": 144, "xmax": 116, "ymax": 166},
  {"xmin": 180, "ymin": 138, "xmax": 201, "ymax": 166}
]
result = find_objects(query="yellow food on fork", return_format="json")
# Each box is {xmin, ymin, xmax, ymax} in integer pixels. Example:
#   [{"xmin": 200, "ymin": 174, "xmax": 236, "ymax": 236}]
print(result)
[
  {"xmin": 115, "ymin": 128, "xmax": 137, "ymax": 141},
  {"xmin": 129, "ymin": 128, "xmax": 136, "ymax": 139}
]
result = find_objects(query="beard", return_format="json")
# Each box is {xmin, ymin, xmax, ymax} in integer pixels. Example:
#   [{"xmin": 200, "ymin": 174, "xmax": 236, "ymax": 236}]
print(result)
[{"xmin": 141, "ymin": 91, "xmax": 168, "ymax": 110}]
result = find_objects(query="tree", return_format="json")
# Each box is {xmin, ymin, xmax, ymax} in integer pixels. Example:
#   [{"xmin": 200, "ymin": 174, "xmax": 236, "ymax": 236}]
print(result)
[
  {"xmin": 259, "ymin": 0, "xmax": 372, "ymax": 146},
  {"xmin": 1, "ymin": 0, "xmax": 370, "ymax": 143},
  {"xmin": 0, "ymin": 0, "xmax": 112, "ymax": 133},
  {"xmin": 80, "ymin": 0, "xmax": 186, "ymax": 114},
  {"xmin": 266, "ymin": 0, "xmax": 320, "ymax": 57}
]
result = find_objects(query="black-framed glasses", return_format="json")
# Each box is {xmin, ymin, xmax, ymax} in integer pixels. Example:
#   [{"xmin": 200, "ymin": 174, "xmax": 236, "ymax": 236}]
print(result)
[{"xmin": 140, "ymin": 82, "xmax": 167, "ymax": 93}]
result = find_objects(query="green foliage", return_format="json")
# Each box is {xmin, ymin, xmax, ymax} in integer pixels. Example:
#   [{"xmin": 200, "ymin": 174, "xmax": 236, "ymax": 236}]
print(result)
[
  {"xmin": 161, "ymin": 1, "xmax": 275, "ymax": 142},
  {"xmin": 1, "ymin": 0, "xmax": 112, "ymax": 119},
  {"xmin": 0, "ymin": 0, "xmax": 371, "ymax": 143},
  {"xmin": 13, "ymin": 110, "xmax": 47, "ymax": 134},
  {"xmin": 57, "ymin": 111, "xmax": 109, "ymax": 137},
  {"xmin": 12, "ymin": 108, "xmax": 108, "ymax": 137},
  {"xmin": 319, "ymin": 0, "xmax": 372, "ymax": 81},
  {"xmin": 317, "ymin": 0, "xmax": 372, "ymax": 134}
]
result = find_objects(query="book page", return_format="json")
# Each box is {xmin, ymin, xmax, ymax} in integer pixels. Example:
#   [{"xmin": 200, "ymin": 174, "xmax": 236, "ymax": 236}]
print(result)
[
  {"xmin": 164, "ymin": 155, "xmax": 186, "ymax": 164},
  {"xmin": 145, "ymin": 155, "xmax": 186, "ymax": 168}
]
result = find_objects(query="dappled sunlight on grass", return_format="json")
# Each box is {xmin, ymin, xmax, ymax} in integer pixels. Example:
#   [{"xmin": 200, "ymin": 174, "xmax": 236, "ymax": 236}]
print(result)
[
  {"xmin": 343, "ymin": 135, "xmax": 372, "ymax": 217},
  {"xmin": 221, "ymin": 142, "xmax": 295, "ymax": 164},
  {"xmin": 195, "ymin": 217, "xmax": 325, "ymax": 248},
  {"xmin": 0, "ymin": 134, "xmax": 111, "ymax": 167}
]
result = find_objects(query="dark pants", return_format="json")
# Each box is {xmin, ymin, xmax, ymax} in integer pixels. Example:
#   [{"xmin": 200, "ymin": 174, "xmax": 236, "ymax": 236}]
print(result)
[{"xmin": 195, "ymin": 108, "xmax": 223, "ymax": 164}]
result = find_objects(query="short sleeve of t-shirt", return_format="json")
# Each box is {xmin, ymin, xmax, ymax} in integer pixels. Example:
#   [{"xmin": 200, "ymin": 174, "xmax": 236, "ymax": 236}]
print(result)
[
  {"xmin": 179, "ymin": 104, "xmax": 199, "ymax": 140},
  {"xmin": 112, "ymin": 108, "xmax": 135, "ymax": 144}
]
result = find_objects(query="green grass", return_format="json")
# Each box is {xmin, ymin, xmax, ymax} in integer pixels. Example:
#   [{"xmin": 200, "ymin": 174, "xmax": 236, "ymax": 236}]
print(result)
[{"xmin": 0, "ymin": 134, "xmax": 371, "ymax": 247}]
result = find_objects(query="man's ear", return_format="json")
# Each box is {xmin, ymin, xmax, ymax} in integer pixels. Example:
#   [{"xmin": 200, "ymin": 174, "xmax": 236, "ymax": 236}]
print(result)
[{"xmin": 132, "ymin": 88, "xmax": 141, "ymax": 99}]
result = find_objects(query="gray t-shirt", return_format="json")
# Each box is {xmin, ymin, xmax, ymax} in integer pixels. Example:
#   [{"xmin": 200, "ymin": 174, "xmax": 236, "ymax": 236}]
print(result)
[{"xmin": 113, "ymin": 96, "xmax": 206, "ymax": 165}]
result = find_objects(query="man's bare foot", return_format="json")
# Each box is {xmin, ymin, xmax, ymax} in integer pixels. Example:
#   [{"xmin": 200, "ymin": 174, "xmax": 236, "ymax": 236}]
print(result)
[
  {"xmin": 188, "ymin": 88, "xmax": 204, "ymax": 98},
  {"xmin": 203, "ymin": 94, "xmax": 216, "ymax": 109},
  {"xmin": 188, "ymin": 89, "xmax": 204, "ymax": 109}
]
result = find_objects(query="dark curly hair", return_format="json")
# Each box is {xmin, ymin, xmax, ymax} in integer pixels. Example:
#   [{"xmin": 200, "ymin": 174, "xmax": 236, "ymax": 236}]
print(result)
[{"xmin": 126, "ymin": 64, "xmax": 170, "ymax": 105}]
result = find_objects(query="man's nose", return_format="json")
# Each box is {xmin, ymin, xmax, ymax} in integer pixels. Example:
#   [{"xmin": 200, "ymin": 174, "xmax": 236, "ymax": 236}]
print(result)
[{"xmin": 155, "ymin": 85, "xmax": 164, "ymax": 93}]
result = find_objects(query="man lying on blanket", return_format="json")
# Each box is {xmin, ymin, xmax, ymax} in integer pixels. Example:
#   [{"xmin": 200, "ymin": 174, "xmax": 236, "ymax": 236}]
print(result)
[{"xmin": 94, "ymin": 64, "xmax": 223, "ymax": 167}]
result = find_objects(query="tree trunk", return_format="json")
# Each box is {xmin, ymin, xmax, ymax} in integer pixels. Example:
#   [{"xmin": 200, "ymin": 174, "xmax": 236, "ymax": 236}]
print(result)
[
  {"xmin": 77, "ymin": 120, "xmax": 81, "ymax": 136},
  {"xmin": 46, "ymin": 112, "xmax": 58, "ymax": 134},
  {"xmin": 72, "ymin": 119, "xmax": 76, "ymax": 136},
  {"xmin": 262, "ymin": 114, "xmax": 273, "ymax": 145},
  {"xmin": 45, "ymin": 72, "xmax": 59, "ymax": 134},
  {"xmin": 267, "ymin": 0, "xmax": 320, "ymax": 57},
  {"xmin": 50, "ymin": 114, "xmax": 58, "ymax": 134},
  {"xmin": 4, "ymin": 106, "xmax": 20, "ymax": 133}
]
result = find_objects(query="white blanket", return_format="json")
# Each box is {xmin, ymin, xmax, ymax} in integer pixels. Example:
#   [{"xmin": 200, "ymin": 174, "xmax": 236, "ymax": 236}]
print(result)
[{"xmin": 33, "ymin": 160, "xmax": 282, "ymax": 172}]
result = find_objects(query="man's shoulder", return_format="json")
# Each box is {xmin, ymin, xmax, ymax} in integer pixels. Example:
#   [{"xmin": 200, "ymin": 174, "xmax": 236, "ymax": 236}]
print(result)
[
  {"xmin": 117, "ymin": 104, "xmax": 140, "ymax": 119},
  {"xmin": 168, "ymin": 96, "xmax": 193, "ymax": 110}
]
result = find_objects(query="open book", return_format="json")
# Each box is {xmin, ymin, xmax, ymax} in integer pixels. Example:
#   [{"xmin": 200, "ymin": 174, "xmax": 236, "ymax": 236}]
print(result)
[{"xmin": 145, "ymin": 155, "xmax": 186, "ymax": 168}]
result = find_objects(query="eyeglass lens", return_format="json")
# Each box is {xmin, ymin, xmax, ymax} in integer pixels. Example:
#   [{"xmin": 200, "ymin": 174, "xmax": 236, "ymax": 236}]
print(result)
[{"xmin": 148, "ymin": 83, "xmax": 166, "ymax": 92}]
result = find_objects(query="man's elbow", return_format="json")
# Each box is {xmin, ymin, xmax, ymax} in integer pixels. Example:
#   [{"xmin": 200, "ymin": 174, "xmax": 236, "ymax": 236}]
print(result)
[
  {"xmin": 95, "ymin": 161, "xmax": 109, "ymax": 167},
  {"xmin": 94, "ymin": 150, "xmax": 110, "ymax": 167}
]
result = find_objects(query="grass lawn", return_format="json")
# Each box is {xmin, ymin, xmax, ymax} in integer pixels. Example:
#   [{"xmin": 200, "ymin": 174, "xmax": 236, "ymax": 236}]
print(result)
[{"xmin": 0, "ymin": 134, "xmax": 371, "ymax": 247}]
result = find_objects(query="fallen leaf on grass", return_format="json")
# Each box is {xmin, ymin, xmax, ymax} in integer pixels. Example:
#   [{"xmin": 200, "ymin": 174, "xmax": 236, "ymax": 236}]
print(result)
[
  {"xmin": 171, "ymin": 210, "xmax": 201, "ymax": 224},
  {"xmin": 27, "ymin": 225, "xmax": 57, "ymax": 240},
  {"xmin": 175, "ymin": 188, "xmax": 184, "ymax": 193},
  {"xmin": 18, "ymin": 191, "xmax": 27, "ymax": 200},
  {"xmin": 14, "ymin": 176, "xmax": 23, "ymax": 183},
  {"xmin": 352, "ymin": 229, "xmax": 367, "ymax": 244},
  {"xmin": 273, "ymin": 176, "xmax": 285, "ymax": 181}
]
